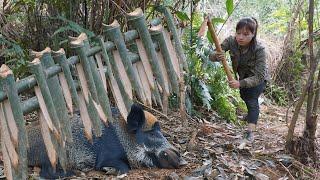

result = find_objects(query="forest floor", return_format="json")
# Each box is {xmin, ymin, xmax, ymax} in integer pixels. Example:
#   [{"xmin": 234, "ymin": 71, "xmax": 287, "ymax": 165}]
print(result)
[
  {"xmin": 0, "ymin": 98, "xmax": 319, "ymax": 179},
  {"xmin": 114, "ymin": 101, "xmax": 320, "ymax": 180}
]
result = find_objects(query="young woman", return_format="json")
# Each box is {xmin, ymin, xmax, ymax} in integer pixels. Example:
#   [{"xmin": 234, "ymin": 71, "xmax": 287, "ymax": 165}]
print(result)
[{"xmin": 211, "ymin": 17, "xmax": 268, "ymax": 141}]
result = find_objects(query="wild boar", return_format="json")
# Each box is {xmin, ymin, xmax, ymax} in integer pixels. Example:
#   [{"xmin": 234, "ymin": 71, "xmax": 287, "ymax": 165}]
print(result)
[{"xmin": 27, "ymin": 104, "xmax": 186, "ymax": 179}]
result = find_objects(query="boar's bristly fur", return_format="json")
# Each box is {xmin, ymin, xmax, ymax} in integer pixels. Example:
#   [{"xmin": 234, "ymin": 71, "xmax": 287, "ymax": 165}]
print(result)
[{"xmin": 27, "ymin": 104, "xmax": 186, "ymax": 179}]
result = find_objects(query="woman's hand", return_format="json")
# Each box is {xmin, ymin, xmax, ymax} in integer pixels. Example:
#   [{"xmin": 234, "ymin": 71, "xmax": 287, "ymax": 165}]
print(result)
[
  {"xmin": 215, "ymin": 52, "xmax": 225, "ymax": 61},
  {"xmin": 228, "ymin": 80, "xmax": 240, "ymax": 89}
]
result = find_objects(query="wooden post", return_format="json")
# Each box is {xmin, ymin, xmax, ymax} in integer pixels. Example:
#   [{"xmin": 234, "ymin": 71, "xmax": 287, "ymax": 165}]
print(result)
[
  {"xmin": 69, "ymin": 34, "xmax": 103, "ymax": 136},
  {"xmin": 127, "ymin": 8, "xmax": 166, "ymax": 99},
  {"xmin": 207, "ymin": 18, "xmax": 234, "ymax": 81},
  {"xmin": 103, "ymin": 20, "xmax": 146, "ymax": 103},
  {"xmin": 150, "ymin": 24, "xmax": 180, "ymax": 94},
  {"xmin": 0, "ymin": 65, "xmax": 28, "ymax": 180},
  {"xmin": 53, "ymin": 49, "xmax": 80, "ymax": 109},
  {"xmin": 82, "ymin": 36, "xmax": 114, "ymax": 124},
  {"xmin": 95, "ymin": 36, "xmax": 133, "ymax": 111},
  {"xmin": 31, "ymin": 48, "xmax": 73, "ymax": 143},
  {"xmin": 28, "ymin": 58, "xmax": 68, "ymax": 171}
]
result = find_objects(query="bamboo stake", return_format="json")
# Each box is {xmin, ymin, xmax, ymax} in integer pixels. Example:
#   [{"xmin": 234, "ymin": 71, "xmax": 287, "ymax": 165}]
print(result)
[{"xmin": 206, "ymin": 17, "xmax": 234, "ymax": 81}]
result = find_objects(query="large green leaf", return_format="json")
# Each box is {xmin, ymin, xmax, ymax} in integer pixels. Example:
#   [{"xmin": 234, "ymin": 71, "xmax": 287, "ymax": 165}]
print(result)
[
  {"xmin": 226, "ymin": 0, "xmax": 234, "ymax": 16},
  {"xmin": 175, "ymin": 11, "xmax": 190, "ymax": 21},
  {"xmin": 212, "ymin": 17, "xmax": 225, "ymax": 24}
]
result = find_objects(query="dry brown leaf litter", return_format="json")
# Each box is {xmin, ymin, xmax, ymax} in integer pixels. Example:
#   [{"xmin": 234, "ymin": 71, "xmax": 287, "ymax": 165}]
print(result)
[{"xmin": 0, "ymin": 103, "xmax": 319, "ymax": 179}]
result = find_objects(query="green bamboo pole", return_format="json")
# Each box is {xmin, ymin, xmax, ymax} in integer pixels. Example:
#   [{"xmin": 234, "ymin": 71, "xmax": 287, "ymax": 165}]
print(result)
[
  {"xmin": 21, "ymin": 79, "xmax": 80, "ymax": 115},
  {"xmin": 52, "ymin": 49, "xmax": 80, "ymax": 109},
  {"xmin": 123, "ymin": 30, "xmax": 139, "ymax": 43},
  {"xmin": 0, "ymin": 65, "xmax": 28, "ymax": 180},
  {"xmin": 95, "ymin": 36, "xmax": 133, "ymax": 111},
  {"xmin": 82, "ymin": 37, "xmax": 114, "ymax": 124},
  {"xmin": 34, "ymin": 49, "xmax": 73, "ymax": 143},
  {"xmin": 150, "ymin": 25, "xmax": 180, "ymax": 94},
  {"xmin": 70, "ymin": 36, "xmax": 102, "ymax": 136},
  {"xmin": 156, "ymin": 6, "xmax": 188, "ymax": 120},
  {"xmin": 156, "ymin": 6, "xmax": 188, "ymax": 71},
  {"xmin": 103, "ymin": 20, "xmax": 145, "ymax": 102},
  {"xmin": 28, "ymin": 58, "xmax": 68, "ymax": 171},
  {"xmin": 0, "ymin": 56, "xmax": 78, "ymax": 102},
  {"xmin": 28, "ymin": 59, "xmax": 62, "ymax": 139},
  {"xmin": 127, "ymin": 8, "xmax": 166, "ymax": 96},
  {"xmin": 69, "ymin": 34, "xmax": 99, "ymax": 102}
]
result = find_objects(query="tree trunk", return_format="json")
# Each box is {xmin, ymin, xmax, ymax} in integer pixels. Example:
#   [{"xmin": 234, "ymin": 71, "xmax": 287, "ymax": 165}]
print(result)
[
  {"xmin": 273, "ymin": 0, "xmax": 304, "ymax": 92},
  {"xmin": 286, "ymin": 0, "xmax": 319, "ymax": 164}
]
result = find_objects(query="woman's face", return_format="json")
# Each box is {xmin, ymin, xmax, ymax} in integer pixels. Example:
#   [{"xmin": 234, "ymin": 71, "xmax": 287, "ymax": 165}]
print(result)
[{"xmin": 235, "ymin": 27, "xmax": 254, "ymax": 47}]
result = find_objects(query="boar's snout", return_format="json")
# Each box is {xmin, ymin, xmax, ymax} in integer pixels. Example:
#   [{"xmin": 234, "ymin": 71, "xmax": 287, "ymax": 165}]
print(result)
[{"xmin": 158, "ymin": 148, "xmax": 187, "ymax": 169}]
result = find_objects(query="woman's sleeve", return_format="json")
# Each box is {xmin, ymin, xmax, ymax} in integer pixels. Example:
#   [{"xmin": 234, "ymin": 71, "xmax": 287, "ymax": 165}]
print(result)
[{"xmin": 239, "ymin": 47, "xmax": 267, "ymax": 88}]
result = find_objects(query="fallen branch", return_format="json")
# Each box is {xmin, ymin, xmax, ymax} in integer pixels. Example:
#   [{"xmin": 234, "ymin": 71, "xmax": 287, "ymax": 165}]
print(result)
[
  {"xmin": 279, "ymin": 161, "xmax": 295, "ymax": 180},
  {"xmin": 135, "ymin": 100, "xmax": 170, "ymax": 121}
]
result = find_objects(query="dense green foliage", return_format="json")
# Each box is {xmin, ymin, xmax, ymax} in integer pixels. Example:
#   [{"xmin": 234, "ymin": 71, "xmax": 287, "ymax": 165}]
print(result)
[
  {"xmin": 1, "ymin": 0, "xmax": 320, "ymax": 121},
  {"xmin": 180, "ymin": 8, "xmax": 246, "ymax": 122}
]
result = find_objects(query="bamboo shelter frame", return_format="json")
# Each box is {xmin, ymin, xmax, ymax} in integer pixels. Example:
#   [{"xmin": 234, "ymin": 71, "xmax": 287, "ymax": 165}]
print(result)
[{"xmin": 0, "ymin": 6, "xmax": 186, "ymax": 179}]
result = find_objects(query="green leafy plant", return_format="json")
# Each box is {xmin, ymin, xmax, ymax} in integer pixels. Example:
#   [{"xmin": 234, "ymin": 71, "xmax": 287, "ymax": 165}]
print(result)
[
  {"xmin": 265, "ymin": 83, "xmax": 288, "ymax": 106},
  {"xmin": 0, "ymin": 34, "xmax": 28, "ymax": 77}
]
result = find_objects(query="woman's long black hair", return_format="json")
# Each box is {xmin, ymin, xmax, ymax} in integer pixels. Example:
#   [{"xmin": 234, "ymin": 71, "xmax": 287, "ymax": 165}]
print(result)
[{"xmin": 236, "ymin": 17, "xmax": 258, "ymax": 52}]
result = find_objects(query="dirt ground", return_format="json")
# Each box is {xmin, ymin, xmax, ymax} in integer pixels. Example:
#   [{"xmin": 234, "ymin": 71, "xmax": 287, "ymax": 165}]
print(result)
[
  {"xmin": 113, "ymin": 103, "xmax": 320, "ymax": 180},
  {"xmin": 1, "ymin": 101, "xmax": 319, "ymax": 179}
]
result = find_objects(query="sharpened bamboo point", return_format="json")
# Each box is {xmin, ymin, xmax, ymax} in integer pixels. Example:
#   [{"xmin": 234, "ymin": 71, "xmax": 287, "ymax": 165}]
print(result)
[
  {"xmin": 52, "ymin": 48, "xmax": 66, "ymax": 57},
  {"xmin": 127, "ymin": 8, "xmax": 143, "ymax": 17},
  {"xmin": 69, "ymin": 38, "xmax": 85, "ymax": 47},
  {"xmin": 30, "ymin": 47, "xmax": 51, "ymax": 59},
  {"xmin": 68, "ymin": 33, "xmax": 87, "ymax": 42},
  {"xmin": 31, "ymin": 58, "xmax": 41, "ymax": 65},
  {"xmin": 149, "ymin": 24, "xmax": 163, "ymax": 32},
  {"xmin": 102, "ymin": 20, "xmax": 120, "ymax": 30},
  {"xmin": 0, "ymin": 64, "xmax": 13, "ymax": 78}
]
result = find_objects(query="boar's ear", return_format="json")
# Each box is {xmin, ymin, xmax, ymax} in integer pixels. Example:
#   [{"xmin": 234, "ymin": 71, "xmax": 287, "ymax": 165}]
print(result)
[{"xmin": 126, "ymin": 104, "xmax": 145, "ymax": 133}]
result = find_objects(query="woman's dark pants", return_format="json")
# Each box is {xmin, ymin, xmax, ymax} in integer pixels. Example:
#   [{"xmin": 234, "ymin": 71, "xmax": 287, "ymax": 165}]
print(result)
[{"xmin": 240, "ymin": 81, "xmax": 266, "ymax": 124}]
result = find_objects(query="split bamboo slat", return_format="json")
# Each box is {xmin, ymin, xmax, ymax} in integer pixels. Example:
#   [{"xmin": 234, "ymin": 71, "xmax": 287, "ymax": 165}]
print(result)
[
  {"xmin": 127, "ymin": 8, "xmax": 166, "ymax": 95},
  {"xmin": 78, "ymin": 92, "xmax": 93, "ymax": 142},
  {"xmin": 0, "ymin": 64, "xmax": 29, "ymax": 179},
  {"xmin": 163, "ymin": 30, "xmax": 181, "ymax": 81},
  {"xmin": 2, "ymin": 100, "xmax": 18, "ymax": 147},
  {"xmin": 53, "ymin": 49, "xmax": 80, "ymax": 110},
  {"xmin": 38, "ymin": 110, "xmax": 58, "ymax": 168},
  {"xmin": 58, "ymin": 73, "xmax": 73, "ymax": 114},
  {"xmin": 28, "ymin": 58, "xmax": 68, "ymax": 171},
  {"xmin": 94, "ymin": 53, "xmax": 108, "ymax": 92},
  {"xmin": 103, "ymin": 21, "xmax": 146, "ymax": 102},
  {"xmin": 134, "ymin": 62, "xmax": 152, "ymax": 106},
  {"xmin": 112, "ymin": 50, "xmax": 133, "ymax": 99},
  {"xmin": 31, "ymin": 48, "xmax": 73, "ymax": 144},
  {"xmin": 95, "ymin": 36, "xmax": 130, "ymax": 118},
  {"xmin": 135, "ymin": 39, "xmax": 155, "ymax": 90},
  {"xmin": 0, "ymin": 7, "xmax": 188, "ymax": 177}
]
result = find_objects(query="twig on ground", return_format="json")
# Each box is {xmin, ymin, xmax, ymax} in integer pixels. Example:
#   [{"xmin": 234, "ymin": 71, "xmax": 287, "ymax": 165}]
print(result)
[
  {"xmin": 279, "ymin": 161, "xmax": 296, "ymax": 180},
  {"xmin": 135, "ymin": 101, "xmax": 170, "ymax": 121},
  {"xmin": 187, "ymin": 129, "xmax": 199, "ymax": 151}
]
